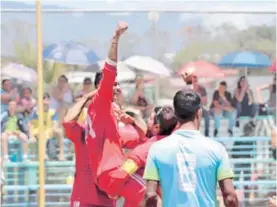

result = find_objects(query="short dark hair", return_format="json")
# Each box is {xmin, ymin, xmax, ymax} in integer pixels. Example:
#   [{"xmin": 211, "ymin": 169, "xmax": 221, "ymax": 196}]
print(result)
[
  {"xmin": 59, "ymin": 75, "xmax": 68, "ymax": 82},
  {"xmin": 220, "ymin": 81, "xmax": 227, "ymax": 87},
  {"xmin": 83, "ymin": 77, "xmax": 92, "ymax": 84},
  {"xmin": 155, "ymin": 106, "xmax": 178, "ymax": 136},
  {"xmin": 2, "ymin": 79, "xmax": 10, "ymax": 86},
  {"xmin": 43, "ymin": 92, "xmax": 50, "ymax": 99},
  {"xmin": 23, "ymin": 87, "xmax": 32, "ymax": 93},
  {"xmin": 154, "ymin": 106, "xmax": 162, "ymax": 114},
  {"xmin": 173, "ymin": 89, "xmax": 201, "ymax": 123},
  {"xmin": 94, "ymin": 72, "xmax": 103, "ymax": 88}
]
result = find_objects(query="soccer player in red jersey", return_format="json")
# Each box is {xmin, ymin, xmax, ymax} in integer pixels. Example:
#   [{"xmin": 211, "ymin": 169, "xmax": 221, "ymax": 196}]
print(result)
[
  {"xmin": 123, "ymin": 106, "xmax": 178, "ymax": 207},
  {"xmin": 63, "ymin": 92, "xmax": 115, "ymax": 207},
  {"xmin": 63, "ymin": 91, "xmax": 146, "ymax": 207},
  {"xmin": 85, "ymin": 22, "xmax": 149, "ymax": 206}
]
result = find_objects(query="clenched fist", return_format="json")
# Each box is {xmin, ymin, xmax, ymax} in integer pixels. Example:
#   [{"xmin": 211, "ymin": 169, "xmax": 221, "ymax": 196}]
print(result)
[
  {"xmin": 114, "ymin": 21, "xmax": 128, "ymax": 37},
  {"xmin": 181, "ymin": 66, "xmax": 196, "ymax": 85}
]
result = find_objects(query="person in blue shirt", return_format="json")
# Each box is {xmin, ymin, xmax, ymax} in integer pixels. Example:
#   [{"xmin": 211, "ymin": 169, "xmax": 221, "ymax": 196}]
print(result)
[{"xmin": 143, "ymin": 88, "xmax": 238, "ymax": 207}]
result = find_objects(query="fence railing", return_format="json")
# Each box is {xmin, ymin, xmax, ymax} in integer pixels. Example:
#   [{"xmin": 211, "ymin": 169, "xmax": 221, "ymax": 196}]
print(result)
[{"xmin": 2, "ymin": 136, "xmax": 276, "ymax": 207}]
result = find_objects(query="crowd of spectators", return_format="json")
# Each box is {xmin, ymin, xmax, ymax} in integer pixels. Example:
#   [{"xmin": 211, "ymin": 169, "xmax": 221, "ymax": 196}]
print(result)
[{"xmin": 0, "ymin": 73, "xmax": 276, "ymax": 162}]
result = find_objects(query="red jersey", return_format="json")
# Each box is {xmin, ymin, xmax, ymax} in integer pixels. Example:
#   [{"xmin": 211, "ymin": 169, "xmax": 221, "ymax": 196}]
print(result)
[
  {"xmin": 86, "ymin": 60, "xmax": 125, "ymax": 179},
  {"xmin": 63, "ymin": 121, "xmax": 114, "ymax": 206},
  {"xmin": 128, "ymin": 135, "xmax": 165, "ymax": 175}
]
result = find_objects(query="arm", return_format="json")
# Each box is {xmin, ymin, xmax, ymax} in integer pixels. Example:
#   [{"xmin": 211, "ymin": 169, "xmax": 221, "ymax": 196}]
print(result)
[
  {"xmin": 63, "ymin": 92, "xmax": 96, "ymax": 122},
  {"xmin": 234, "ymin": 88, "xmax": 247, "ymax": 103},
  {"xmin": 212, "ymin": 91, "xmax": 224, "ymax": 109},
  {"xmin": 88, "ymin": 22, "xmax": 128, "ymax": 111},
  {"xmin": 119, "ymin": 112, "xmax": 147, "ymax": 149},
  {"xmin": 217, "ymin": 144, "xmax": 238, "ymax": 207},
  {"xmin": 219, "ymin": 179, "xmax": 238, "ymax": 207},
  {"xmin": 256, "ymin": 84, "xmax": 270, "ymax": 104},
  {"xmin": 143, "ymin": 145, "xmax": 160, "ymax": 207}
]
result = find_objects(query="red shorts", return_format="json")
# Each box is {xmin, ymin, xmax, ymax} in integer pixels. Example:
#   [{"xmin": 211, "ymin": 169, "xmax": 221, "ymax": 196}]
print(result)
[
  {"xmin": 98, "ymin": 169, "xmax": 146, "ymax": 206},
  {"xmin": 70, "ymin": 201, "xmax": 111, "ymax": 207}
]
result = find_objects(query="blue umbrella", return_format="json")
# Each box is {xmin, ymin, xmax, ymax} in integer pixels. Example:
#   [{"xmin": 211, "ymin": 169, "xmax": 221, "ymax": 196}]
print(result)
[
  {"xmin": 218, "ymin": 51, "xmax": 272, "ymax": 68},
  {"xmin": 43, "ymin": 41, "xmax": 99, "ymax": 65}
]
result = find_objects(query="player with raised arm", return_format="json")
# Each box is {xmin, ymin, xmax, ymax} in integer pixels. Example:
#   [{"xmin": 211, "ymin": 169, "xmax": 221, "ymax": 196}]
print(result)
[{"xmin": 85, "ymin": 22, "xmax": 147, "ymax": 206}]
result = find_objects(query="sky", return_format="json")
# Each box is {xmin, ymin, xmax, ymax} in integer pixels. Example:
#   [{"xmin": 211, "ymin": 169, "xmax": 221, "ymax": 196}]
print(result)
[{"xmin": 1, "ymin": 0, "xmax": 276, "ymax": 57}]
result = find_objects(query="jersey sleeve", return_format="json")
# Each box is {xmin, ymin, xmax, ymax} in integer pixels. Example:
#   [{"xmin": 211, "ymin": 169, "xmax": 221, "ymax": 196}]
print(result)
[
  {"xmin": 217, "ymin": 144, "xmax": 234, "ymax": 181},
  {"xmin": 143, "ymin": 144, "xmax": 160, "ymax": 181},
  {"xmin": 88, "ymin": 60, "xmax": 117, "ymax": 113},
  {"xmin": 119, "ymin": 124, "xmax": 147, "ymax": 149},
  {"xmin": 62, "ymin": 121, "xmax": 84, "ymax": 143},
  {"xmin": 128, "ymin": 141, "xmax": 152, "ymax": 168}
]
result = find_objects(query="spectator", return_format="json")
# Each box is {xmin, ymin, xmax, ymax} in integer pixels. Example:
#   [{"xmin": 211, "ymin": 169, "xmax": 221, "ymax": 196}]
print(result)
[
  {"xmin": 192, "ymin": 75, "xmax": 210, "ymax": 137},
  {"xmin": 211, "ymin": 81, "xmax": 236, "ymax": 137},
  {"xmin": 233, "ymin": 76, "xmax": 258, "ymax": 127},
  {"xmin": 50, "ymin": 75, "xmax": 74, "ymax": 124},
  {"xmin": 127, "ymin": 74, "xmax": 154, "ymax": 118},
  {"xmin": 30, "ymin": 93, "xmax": 64, "ymax": 160},
  {"xmin": 1, "ymin": 101, "xmax": 29, "ymax": 162},
  {"xmin": 19, "ymin": 87, "xmax": 36, "ymax": 117},
  {"xmin": 257, "ymin": 74, "xmax": 276, "ymax": 120},
  {"xmin": 76, "ymin": 77, "xmax": 93, "ymax": 99},
  {"xmin": 1, "ymin": 79, "xmax": 20, "ymax": 113}
]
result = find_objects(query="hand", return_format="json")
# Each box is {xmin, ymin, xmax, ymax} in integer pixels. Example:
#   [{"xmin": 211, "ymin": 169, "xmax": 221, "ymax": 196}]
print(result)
[
  {"xmin": 181, "ymin": 67, "xmax": 196, "ymax": 84},
  {"xmin": 115, "ymin": 110, "xmax": 134, "ymax": 125},
  {"xmin": 114, "ymin": 22, "xmax": 128, "ymax": 37}
]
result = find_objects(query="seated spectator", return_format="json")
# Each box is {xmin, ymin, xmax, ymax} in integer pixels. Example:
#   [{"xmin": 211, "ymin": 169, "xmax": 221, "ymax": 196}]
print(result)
[
  {"xmin": 191, "ymin": 75, "xmax": 210, "ymax": 137},
  {"xmin": 127, "ymin": 74, "xmax": 153, "ymax": 118},
  {"xmin": 19, "ymin": 87, "xmax": 36, "ymax": 117},
  {"xmin": 30, "ymin": 93, "xmax": 64, "ymax": 160},
  {"xmin": 76, "ymin": 77, "xmax": 93, "ymax": 99},
  {"xmin": 1, "ymin": 101, "xmax": 29, "ymax": 162},
  {"xmin": 257, "ymin": 74, "xmax": 276, "ymax": 121},
  {"xmin": 50, "ymin": 75, "xmax": 74, "ymax": 124},
  {"xmin": 233, "ymin": 76, "xmax": 258, "ymax": 127},
  {"xmin": 1, "ymin": 79, "xmax": 20, "ymax": 113},
  {"xmin": 211, "ymin": 81, "xmax": 236, "ymax": 137}
]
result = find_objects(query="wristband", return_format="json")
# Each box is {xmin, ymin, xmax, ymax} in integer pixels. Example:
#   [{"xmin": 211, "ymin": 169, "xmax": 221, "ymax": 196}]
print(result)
[{"xmin": 120, "ymin": 159, "xmax": 138, "ymax": 175}]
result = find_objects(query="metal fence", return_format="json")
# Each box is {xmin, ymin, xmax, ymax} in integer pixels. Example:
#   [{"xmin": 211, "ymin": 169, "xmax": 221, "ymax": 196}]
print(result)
[{"xmin": 2, "ymin": 136, "xmax": 276, "ymax": 207}]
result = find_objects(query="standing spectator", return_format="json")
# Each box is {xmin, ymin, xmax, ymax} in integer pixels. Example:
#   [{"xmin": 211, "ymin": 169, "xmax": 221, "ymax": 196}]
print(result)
[
  {"xmin": 19, "ymin": 87, "xmax": 36, "ymax": 117},
  {"xmin": 211, "ymin": 81, "xmax": 236, "ymax": 137},
  {"xmin": 50, "ymin": 75, "xmax": 74, "ymax": 124},
  {"xmin": 1, "ymin": 79, "xmax": 20, "ymax": 113},
  {"xmin": 257, "ymin": 74, "xmax": 276, "ymax": 120},
  {"xmin": 191, "ymin": 75, "xmax": 210, "ymax": 137},
  {"xmin": 143, "ymin": 89, "xmax": 237, "ymax": 207},
  {"xmin": 127, "ymin": 74, "xmax": 154, "ymax": 118},
  {"xmin": 1, "ymin": 101, "xmax": 29, "ymax": 162},
  {"xmin": 30, "ymin": 93, "xmax": 64, "ymax": 160},
  {"xmin": 233, "ymin": 76, "xmax": 258, "ymax": 127},
  {"xmin": 76, "ymin": 77, "xmax": 93, "ymax": 99}
]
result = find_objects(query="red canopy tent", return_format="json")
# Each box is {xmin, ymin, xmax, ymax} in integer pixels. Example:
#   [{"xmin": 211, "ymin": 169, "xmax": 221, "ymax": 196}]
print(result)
[
  {"xmin": 178, "ymin": 60, "xmax": 225, "ymax": 78},
  {"xmin": 269, "ymin": 59, "xmax": 276, "ymax": 72}
]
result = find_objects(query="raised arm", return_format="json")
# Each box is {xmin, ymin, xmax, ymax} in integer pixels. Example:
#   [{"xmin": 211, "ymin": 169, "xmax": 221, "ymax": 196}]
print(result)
[{"xmin": 88, "ymin": 22, "xmax": 128, "ymax": 110}]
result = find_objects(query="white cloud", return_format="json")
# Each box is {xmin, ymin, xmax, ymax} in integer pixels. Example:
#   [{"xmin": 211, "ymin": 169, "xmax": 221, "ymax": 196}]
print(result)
[{"xmin": 179, "ymin": 2, "xmax": 276, "ymax": 29}]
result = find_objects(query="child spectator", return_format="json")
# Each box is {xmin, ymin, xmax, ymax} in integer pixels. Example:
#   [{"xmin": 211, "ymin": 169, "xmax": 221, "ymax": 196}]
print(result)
[
  {"xmin": 1, "ymin": 101, "xmax": 29, "ymax": 161},
  {"xmin": 30, "ymin": 93, "xmax": 64, "ymax": 160}
]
